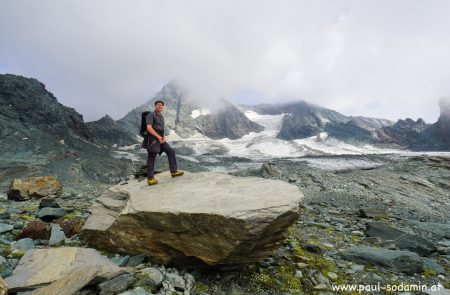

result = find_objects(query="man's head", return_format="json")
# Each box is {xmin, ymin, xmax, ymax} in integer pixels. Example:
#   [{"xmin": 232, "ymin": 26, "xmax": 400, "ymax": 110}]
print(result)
[{"xmin": 154, "ymin": 100, "xmax": 164, "ymax": 113}]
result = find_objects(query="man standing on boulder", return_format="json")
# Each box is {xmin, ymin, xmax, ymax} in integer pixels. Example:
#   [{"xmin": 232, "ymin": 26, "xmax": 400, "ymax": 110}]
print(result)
[{"xmin": 144, "ymin": 100, "xmax": 184, "ymax": 185}]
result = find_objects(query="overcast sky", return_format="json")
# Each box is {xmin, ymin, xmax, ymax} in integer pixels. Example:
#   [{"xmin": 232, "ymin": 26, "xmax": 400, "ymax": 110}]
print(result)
[{"xmin": 1, "ymin": 0, "xmax": 450, "ymax": 122}]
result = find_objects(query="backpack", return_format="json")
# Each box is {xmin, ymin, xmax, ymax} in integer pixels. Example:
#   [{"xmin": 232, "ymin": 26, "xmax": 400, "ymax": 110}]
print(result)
[{"xmin": 139, "ymin": 111, "xmax": 154, "ymax": 137}]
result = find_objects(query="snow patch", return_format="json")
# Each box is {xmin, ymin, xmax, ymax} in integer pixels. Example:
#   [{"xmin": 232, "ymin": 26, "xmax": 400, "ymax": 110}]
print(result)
[{"xmin": 190, "ymin": 108, "xmax": 211, "ymax": 119}]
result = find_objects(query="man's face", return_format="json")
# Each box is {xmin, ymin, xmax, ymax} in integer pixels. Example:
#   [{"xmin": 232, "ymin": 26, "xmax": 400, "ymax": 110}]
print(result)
[{"xmin": 155, "ymin": 102, "xmax": 164, "ymax": 112}]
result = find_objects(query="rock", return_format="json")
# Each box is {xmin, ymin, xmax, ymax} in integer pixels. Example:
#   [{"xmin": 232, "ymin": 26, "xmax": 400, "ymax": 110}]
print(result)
[
  {"xmin": 39, "ymin": 197, "xmax": 61, "ymax": 209},
  {"xmin": 413, "ymin": 222, "xmax": 450, "ymax": 239},
  {"xmin": 48, "ymin": 223, "xmax": 66, "ymax": 246},
  {"xmin": 260, "ymin": 162, "xmax": 282, "ymax": 178},
  {"xmin": 327, "ymin": 272, "xmax": 338, "ymax": 280},
  {"xmin": 5, "ymin": 247, "xmax": 122, "ymax": 293},
  {"xmin": 36, "ymin": 207, "xmax": 67, "ymax": 221},
  {"xmin": 126, "ymin": 255, "xmax": 146, "ymax": 267},
  {"xmin": 11, "ymin": 238, "xmax": 34, "ymax": 252},
  {"xmin": 366, "ymin": 222, "xmax": 436, "ymax": 256},
  {"xmin": 16, "ymin": 220, "xmax": 51, "ymax": 240},
  {"xmin": 81, "ymin": 171, "xmax": 302, "ymax": 266},
  {"xmin": 0, "ymin": 256, "xmax": 13, "ymax": 278},
  {"xmin": 98, "ymin": 273, "xmax": 132, "ymax": 295},
  {"xmin": 7, "ymin": 176, "xmax": 62, "ymax": 201},
  {"xmin": 138, "ymin": 267, "xmax": 163, "ymax": 292},
  {"xmin": 55, "ymin": 218, "xmax": 83, "ymax": 238},
  {"xmin": 0, "ymin": 276, "xmax": 6, "ymax": 295},
  {"xmin": 342, "ymin": 247, "xmax": 424, "ymax": 274},
  {"xmin": 299, "ymin": 242, "xmax": 325, "ymax": 254},
  {"xmin": 165, "ymin": 272, "xmax": 185, "ymax": 291},
  {"xmin": 422, "ymin": 257, "xmax": 445, "ymax": 274},
  {"xmin": 111, "ymin": 255, "xmax": 130, "ymax": 267},
  {"xmin": 350, "ymin": 230, "xmax": 364, "ymax": 236},
  {"xmin": 118, "ymin": 287, "xmax": 152, "ymax": 295},
  {"xmin": 0, "ymin": 212, "xmax": 11, "ymax": 220},
  {"xmin": 359, "ymin": 208, "xmax": 387, "ymax": 218},
  {"xmin": 0, "ymin": 224, "xmax": 13, "ymax": 234}
]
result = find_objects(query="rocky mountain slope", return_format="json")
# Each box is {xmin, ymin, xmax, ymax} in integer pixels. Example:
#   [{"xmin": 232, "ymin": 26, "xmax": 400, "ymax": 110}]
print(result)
[
  {"xmin": 414, "ymin": 97, "xmax": 450, "ymax": 151},
  {"xmin": 241, "ymin": 101, "xmax": 394, "ymax": 140},
  {"xmin": 325, "ymin": 98, "xmax": 449, "ymax": 151},
  {"xmin": 86, "ymin": 115, "xmax": 138, "ymax": 147},
  {"xmin": 118, "ymin": 82, "xmax": 263, "ymax": 140},
  {"xmin": 0, "ymin": 74, "xmax": 133, "ymax": 192}
]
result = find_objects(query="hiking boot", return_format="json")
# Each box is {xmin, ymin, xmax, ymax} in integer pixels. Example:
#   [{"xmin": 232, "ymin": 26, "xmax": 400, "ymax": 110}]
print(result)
[
  {"xmin": 171, "ymin": 170, "xmax": 184, "ymax": 178},
  {"xmin": 147, "ymin": 178, "xmax": 158, "ymax": 185}
]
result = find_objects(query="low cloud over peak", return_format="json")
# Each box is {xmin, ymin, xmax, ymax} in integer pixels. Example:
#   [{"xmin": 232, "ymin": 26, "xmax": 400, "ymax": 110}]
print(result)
[{"xmin": 1, "ymin": 0, "xmax": 449, "ymax": 122}]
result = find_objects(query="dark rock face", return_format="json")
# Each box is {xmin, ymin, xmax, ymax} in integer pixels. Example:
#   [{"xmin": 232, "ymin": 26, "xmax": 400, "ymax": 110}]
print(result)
[
  {"xmin": 194, "ymin": 99, "xmax": 263, "ymax": 139},
  {"xmin": 272, "ymin": 101, "xmax": 348, "ymax": 140},
  {"xmin": 118, "ymin": 82, "xmax": 263, "ymax": 140},
  {"xmin": 0, "ymin": 74, "xmax": 133, "ymax": 192},
  {"xmin": 87, "ymin": 115, "xmax": 138, "ymax": 147},
  {"xmin": 325, "ymin": 120, "xmax": 379, "ymax": 144},
  {"xmin": 413, "ymin": 97, "xmax": 450, "ymax": 151},
  {"xmin": 0, "ymin": 74, "xmax": 92, "ymax": 155},
  {"xmin": 376, "ymin": 118, "xmax": 428, "ymax": 146}
]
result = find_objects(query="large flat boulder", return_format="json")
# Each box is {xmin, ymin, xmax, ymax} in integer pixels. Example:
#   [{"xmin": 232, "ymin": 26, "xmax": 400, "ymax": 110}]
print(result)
[
  {"xmin": 81, "ymin": 171, "xmax": 303, "ymax": 267},
  {"xmin": 5, "ymin": 247, "xmax": 122, "ymax": 293}
]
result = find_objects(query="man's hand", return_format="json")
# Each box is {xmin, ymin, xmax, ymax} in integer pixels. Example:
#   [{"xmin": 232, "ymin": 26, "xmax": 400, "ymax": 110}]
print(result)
[{"xmin": 158, "ymin": 136, "xmax": 166, "ymax": 144}]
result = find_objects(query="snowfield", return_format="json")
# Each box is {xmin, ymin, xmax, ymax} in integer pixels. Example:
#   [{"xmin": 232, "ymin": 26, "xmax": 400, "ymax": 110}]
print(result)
[
  {"xmin": 117, "ymin": 110, "xmax": 450, "ymax": 164},
  {"xmin": 168, "ymin": 110, "xmax": 450, "ymax": 159}
]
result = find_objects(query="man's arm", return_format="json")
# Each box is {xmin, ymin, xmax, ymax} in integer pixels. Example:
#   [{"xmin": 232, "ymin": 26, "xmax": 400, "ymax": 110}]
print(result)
[{"xmin": 147, "ymin": 124, "xmax": 165, "ymax": 143}]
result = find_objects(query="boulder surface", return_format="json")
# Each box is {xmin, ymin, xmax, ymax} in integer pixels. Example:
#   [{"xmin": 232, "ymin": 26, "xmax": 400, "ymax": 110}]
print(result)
[
  {"xmin": 82, "ymin": 171, "xmax": 303, "ymax": 267},
  {"xmin": 5, "ymin": 247, "xmax": 122, "ymax": 293},
  {"xmin": 7, "ymin": 176, "xmax": 62, "ymax": 201}
]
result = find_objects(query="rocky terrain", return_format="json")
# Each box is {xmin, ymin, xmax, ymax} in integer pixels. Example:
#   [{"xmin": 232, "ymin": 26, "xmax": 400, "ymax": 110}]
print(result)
[
  {"xmin": 0, "ymin": 73, "xmax": 449, "ymax": 294},
  {"xmin": 0, "ymin": 74, "xmax": 135, "ymax": 195},
  {"xmin": 0, "ymin": 154, "xmax": 448, "ymax": 294}
]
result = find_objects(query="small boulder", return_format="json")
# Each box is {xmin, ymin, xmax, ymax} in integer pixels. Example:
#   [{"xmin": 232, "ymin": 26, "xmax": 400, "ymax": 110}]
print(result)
[
  {"xmin": 260, "ymin": 162, "xmax": 282, "ymax": 178},
  {"xmin": 0, "ymin": 276, "xmax": 6, "ymax": 295},
  {"xmin": 413, "ymin": 221, "xmax": 450, "ymax": 239},
  {"xmin": 342, "ymin": 246, "xmax": 424, "ymax": 274},
  {"xmin": 0, "ymin": 256, "xmax": 13, "ymax": 278},
  {"xmin": 11, "ymin": 238, "xmax": 35, "ymax": 252},
  {"xmin": 5, "ymin": 247, "xmax": 122, "ymax": 293},
  {"xmin": 48, "ymin": 223, "xmax": 66, "ymax": 246},
  {"xmin": 359, "ymin": 208, "xmax": 387, "ymax": 218},
  {"xmin": 55, "ymin": 217, "xmax": 83, "ymax": 238},
  {"xmin": 7, "ymin": 176, "xmax": 62, "ymax": 201},
  {"xmin": 0, "ymin": 224, "xmax": 13, "ymax": 234},
  {"xmin": 36, "ymin": 208, "xmax": 67, "ymax": 221},
  {"xmin": 135, "ymin": 267, "xmax": 163, "ymax": 292},
  {"xmin": 16, "ymin": 220, "xmax": 51, "ymax": 240},
  {"xmin": 366, "ymin": 222, "xmax": 436, "ymax": 256},
  {"xmin": 98, "ymin": 273, "xmax": 132, "ymax": 295},
  {"xmin": 39, "ymin": 197, "xmax": 61, "ymax": 209}
]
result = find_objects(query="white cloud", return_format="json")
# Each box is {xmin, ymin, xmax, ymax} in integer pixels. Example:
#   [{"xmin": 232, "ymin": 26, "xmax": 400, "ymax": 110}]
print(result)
[{"xmin": 1, "ymin": 0, "xmax": 449, "ymax": 122}]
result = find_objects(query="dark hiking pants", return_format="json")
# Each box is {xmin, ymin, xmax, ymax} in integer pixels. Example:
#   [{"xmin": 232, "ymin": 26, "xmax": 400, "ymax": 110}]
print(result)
[{"xmin": 146, "ymin": 142, "xmax": 177, "ymax": 178}]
